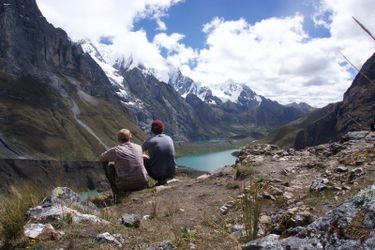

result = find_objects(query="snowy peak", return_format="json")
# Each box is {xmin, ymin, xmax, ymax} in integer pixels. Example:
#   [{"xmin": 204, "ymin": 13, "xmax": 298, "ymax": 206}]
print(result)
[
  {"xmin": 80, "ymin": 40, "xmax": 124, "ymax": 89},
  {"xmin": 168, "ymin": 70, "xmax": 197, "ymax": 97},
  {"xmin": 211, "ymin": 80, "xmax": 242, "ymax": 103},
  {"xmin": 113, "ymin": 56, "xmax": 134, "ymax": 71}
]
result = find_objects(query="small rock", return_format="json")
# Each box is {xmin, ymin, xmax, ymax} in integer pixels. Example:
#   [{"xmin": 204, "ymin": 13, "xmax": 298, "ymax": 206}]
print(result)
[
  {"xmin": 219, "ymin": 201, "xmax": 235, "ymax": 215},
  {"xmin": 96, "ymin": 232, "xmax": 122, "ymax": 247},
  {"xmin": 196, "ymin": 174, "xmax": 210, "ymax": 180},
  {"xmin": 145, "ymin": 240, "xmax": 176, "ymax": 250},
  {"xmin": 335, "ymin": 166, "xmax": 349, "ymax": 173},
  {"xmin": 167, "ymin": 178, "xmax": 180, "ymax": 184},
  {"xmin": 270, "ymin": 186, "xmax": 283, "ymax": 195},
  {"xmin": 118, "ymin": 213, "xmax": 143, "ymax": 228},
  {"xmin": 349, "ymin": 167, "xmax": 365, "ymax": 181},
  {"xmin": 259, "ymin": 215, "xmax": 272, "ymax": 224},
  {"xmin": 310, "ymin": 177, "xmax": 329, "ymax": 192},
  {"xmin": 262, "ymin": 192, "xmax": 276, "ymax": 200},
  {"xmin": 24, "ymin": 223, "xmax": 62, "ymax": 240},
  {"xmin": 283, "ymin": 192, "xmax": 294, "ymax": 199},
  {"xmin": 155, "ymin": 185, "xmax": 173, "ymax": 192}
]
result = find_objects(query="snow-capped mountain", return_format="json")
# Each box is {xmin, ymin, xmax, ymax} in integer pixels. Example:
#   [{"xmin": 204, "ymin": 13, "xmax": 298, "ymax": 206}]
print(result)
[
  {"xmin": 80, "ymin": 40, "xmax": 310, "ymax": 139},
  {"xmin": 168, "ymin": 70, "xmax": 262, "ymax": 109},
  {"xmin": 80, "ymin": 41, "xmax": 125, "ymax": 93},
  {"xmin": 80, "ymin": 40, "xmax": 147, "ymax": 108},
  {"xmin": 168, "ymin": 69, "xmax": 197, "ymax": 97}
]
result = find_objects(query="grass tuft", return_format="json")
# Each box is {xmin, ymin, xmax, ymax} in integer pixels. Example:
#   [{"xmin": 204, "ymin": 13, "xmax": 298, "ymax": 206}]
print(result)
[
  {"xmin": 0, "ymin": 182, "xmax": 45, "ymax": 245},
  {"xmin": 241, "ymin": 184, "xmax": 262, "ymax": 241}
]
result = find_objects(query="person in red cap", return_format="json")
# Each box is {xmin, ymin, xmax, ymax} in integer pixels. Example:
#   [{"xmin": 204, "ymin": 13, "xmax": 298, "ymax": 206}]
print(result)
[{"xmin": 142, "ymin": 119, "xmax": 176, "ymax": 186}]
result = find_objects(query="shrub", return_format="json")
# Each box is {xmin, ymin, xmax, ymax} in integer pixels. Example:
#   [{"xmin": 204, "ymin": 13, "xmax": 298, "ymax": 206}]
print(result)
[{"xmin": 241, "ymin": 184, "xmax": 262, "ymax": 241}]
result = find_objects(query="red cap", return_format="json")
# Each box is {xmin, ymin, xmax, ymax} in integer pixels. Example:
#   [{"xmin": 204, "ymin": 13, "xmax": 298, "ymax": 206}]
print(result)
[{"xmin": 151, "ymin": 120, "xmax": 164, "ymax": 134}]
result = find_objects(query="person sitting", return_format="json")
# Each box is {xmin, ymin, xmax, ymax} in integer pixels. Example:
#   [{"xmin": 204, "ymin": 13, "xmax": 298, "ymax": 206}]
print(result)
[
  {"xmin": 100, "ymin": 129, "xmax": 148, "ymax": 202},
  {"xmin": 142, "ymin": 120, "xmax": 176, "ymax": 186}
]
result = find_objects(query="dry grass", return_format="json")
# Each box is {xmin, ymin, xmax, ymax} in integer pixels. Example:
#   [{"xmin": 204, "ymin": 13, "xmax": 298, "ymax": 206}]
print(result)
[{"xmin": 0, "ymin": 182, "xmax": 46, "ymax": 246}]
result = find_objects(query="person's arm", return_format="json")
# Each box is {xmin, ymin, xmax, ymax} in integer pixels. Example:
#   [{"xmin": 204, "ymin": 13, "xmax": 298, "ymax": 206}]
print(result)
[{"xmin": 100, "ymin": 148, "xmax": 116, "ymax": 162}]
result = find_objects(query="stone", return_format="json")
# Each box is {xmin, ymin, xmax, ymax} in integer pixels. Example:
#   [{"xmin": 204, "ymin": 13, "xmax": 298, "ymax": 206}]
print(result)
[
  {"xmin": 283, "ymin": 192, "xmax": 294, "ymax": 199},
  {"xmin": 243, "ymin": 182, "xmax": 375, "ymax": 249},
  {"xmin": 349, "ymin": 167, "xmax": 365, "ymax": 181},
  {"xmin": 118, "ymin": 213, "xmax": 143, "ymax": 228},
  {"xmin": 145, "ymin": 240, "xmax": 176, "ymax": 250},
  {"xmin": 335, "ymin": 166, "xmax": 349, "ymax": 173},
  {"xmin": 262, "ymin": 192, "xmax": 276, "ymax": 200},
  {"xmin": 155, "ymin": 185, "xmax": 173, "ymax": 192},
  {"xmin": 196, "ymin": 174, "xmax": 211, "ymax": 180},
  {"xmin": 342, "ymin": 131, "xmax": 369, "ymax": 141},
  {"xmin": 26, "ymin": 187, "xmax": 110, "ymax": 225},
  {"xmin": 259, "ymin": 215, "xmax": 272, "ymax": 224},
  {"xmin": 96, "ymin": 232, "xmax": 123, "ymax": 248},
  {"xmin": 309, "ymin": 177, "xmax": 329, "ymax": 192},
  {"xmin": 24, "ymin": 223, "xmax": 62, "ymax": 240}
]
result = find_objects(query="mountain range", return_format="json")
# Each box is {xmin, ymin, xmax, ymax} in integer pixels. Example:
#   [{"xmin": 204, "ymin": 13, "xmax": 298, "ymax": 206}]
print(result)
[
  {"xmin": 0, "ymin": 0, "xmax": 315, "ymax": 160},
  {"xmin": 2, "ymin": 0, "xmax": 373, "ymax": 160}
]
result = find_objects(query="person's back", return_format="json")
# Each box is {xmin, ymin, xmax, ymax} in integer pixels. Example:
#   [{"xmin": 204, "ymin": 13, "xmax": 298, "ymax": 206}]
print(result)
[
  {"xmin": 106, "ymin": 142, "xmax": 148, "ymax": 190},
  {"xmin": 142, "ymin": 120, "xmax": 176, "ymax": 185},
  {"xmin": 100, "ymin": 129, "xmax": 148, "ymax": 199}
]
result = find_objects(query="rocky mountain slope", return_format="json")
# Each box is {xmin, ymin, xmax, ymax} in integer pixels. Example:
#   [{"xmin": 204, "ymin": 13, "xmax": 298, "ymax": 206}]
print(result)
[
  {"xmin": 262, "ymin": 51, "xmax": 375, "ymax": 149},
  {"xmin": 0, "ymin": 0, "xmax": 147, "ymax": 159},
  {"xmin": 1, "ymin": 130, "xmax": 375, "ymax": 249},
  {"xmin": 84, "ymin": 39, "xmax": 311, "ymax": 141}
]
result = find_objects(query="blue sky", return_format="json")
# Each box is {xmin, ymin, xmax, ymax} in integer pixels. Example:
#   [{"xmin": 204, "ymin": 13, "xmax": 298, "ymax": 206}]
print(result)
[
  {"xmin": 36, "ymin": 0, "xmax": 375, "ymax": 107},
  {"xmin": 135, "ymin": 0, "xmax": 330, "ymax": 49}
]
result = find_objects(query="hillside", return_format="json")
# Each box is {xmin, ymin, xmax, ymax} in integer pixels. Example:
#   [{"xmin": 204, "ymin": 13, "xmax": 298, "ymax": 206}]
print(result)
[
  {"xmin": 259, "ymin": 51, "xmax": 375, "ymax": 149},
  {"xmin": 0, "ymin": 0, "xmax": 147, "ymax": 159},
  {"xmin": 1, "ymin": 131, "xmax": 375, "ymax": 249}
]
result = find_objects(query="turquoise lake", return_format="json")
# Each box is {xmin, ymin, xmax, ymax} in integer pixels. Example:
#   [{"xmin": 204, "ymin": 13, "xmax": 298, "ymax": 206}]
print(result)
[{"xmin": 176, "ymin": 149, "xmax": 238, "ymax": 172}]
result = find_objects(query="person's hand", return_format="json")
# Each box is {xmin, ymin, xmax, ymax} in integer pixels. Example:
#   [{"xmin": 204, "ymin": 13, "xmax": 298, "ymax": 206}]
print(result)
[{"xmin": 143, "ymin": 153, "xmax": 150, "ymax": 159}]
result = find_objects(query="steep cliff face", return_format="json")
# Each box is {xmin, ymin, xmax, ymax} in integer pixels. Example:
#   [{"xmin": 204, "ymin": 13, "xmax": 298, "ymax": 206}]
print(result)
[
  {"xmin": 337, "ymin": 52, "xmax": 375, "ymax": 133},
  {"xmin": 0, "ymin": 0, "xmax": 145, "ymax": 159},
  {"xmin": 292, "ymin": 52, "xmax": 375, "ymax": 149},
  {"xmin": 0, "ymin": 0, "xmax": 76, "ymax": 74},
  {"xmin": 0, "ymin": 0, "xmax": 114, "ymax": 97}
]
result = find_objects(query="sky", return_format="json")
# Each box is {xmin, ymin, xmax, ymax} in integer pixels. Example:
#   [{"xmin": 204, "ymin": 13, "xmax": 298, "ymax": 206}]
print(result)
[{"xmin": 36, "ymin": 0, "xmax": 375, "ymax": 108}]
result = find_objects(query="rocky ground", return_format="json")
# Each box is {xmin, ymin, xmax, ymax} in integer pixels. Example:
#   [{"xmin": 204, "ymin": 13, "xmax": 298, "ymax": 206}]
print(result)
[{"xmin": 2, "ymin": 131, "xmax": 375, "ymax": 249}]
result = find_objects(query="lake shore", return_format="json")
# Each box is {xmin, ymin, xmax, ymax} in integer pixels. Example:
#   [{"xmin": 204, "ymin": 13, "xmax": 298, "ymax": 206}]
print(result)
[{"xmin": 174, "ymin": 137, "xmax": 251, "ymax": 157}]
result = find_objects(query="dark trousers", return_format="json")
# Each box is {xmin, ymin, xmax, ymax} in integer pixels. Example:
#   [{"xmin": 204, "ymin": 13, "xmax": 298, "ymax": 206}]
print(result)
[{"xmin": 102, "ymin": 162, "xmax": 118, "ymax": 195}]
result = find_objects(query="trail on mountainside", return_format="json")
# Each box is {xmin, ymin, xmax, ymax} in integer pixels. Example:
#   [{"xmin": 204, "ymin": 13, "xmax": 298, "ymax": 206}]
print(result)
[
  {"xmin": 51, "ymin": 76, "xmax": 109, "ymax": 150},
  {"xmin": 71, "ymin": 100, "xmax": 109, "ymax": 150}
]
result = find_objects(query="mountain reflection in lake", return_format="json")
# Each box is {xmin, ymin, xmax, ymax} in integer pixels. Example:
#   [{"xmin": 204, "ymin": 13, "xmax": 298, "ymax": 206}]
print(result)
[{"xmin": 176, "ymin": 149, "xmax": 238, "ymax": 172}]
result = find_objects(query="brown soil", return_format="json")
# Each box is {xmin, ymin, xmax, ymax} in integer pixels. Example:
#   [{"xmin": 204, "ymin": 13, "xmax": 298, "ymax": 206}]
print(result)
[{"xmin": 15, "ymin": 137, "xmax": 375, "ymax": 249}]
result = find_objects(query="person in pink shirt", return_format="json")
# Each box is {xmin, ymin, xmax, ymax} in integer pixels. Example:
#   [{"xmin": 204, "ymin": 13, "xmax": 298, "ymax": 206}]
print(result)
[{"xmin": 100, "ymin": 129, "xmax": 148, "ymax": 202}]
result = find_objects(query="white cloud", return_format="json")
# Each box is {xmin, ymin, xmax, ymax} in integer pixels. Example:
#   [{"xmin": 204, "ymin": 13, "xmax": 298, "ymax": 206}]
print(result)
[
  {"xmin": 183, "ymin": 0, "xmax": 375, "ymax": 107},
  {"xmin": 36, "ymin": 0, "xmax": 375, "ymax": 108}
]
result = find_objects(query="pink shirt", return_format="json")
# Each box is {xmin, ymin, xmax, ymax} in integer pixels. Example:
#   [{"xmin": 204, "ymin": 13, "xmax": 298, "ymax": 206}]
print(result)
[{"xmin": 100, "ymin": 142, "xmax": 148, "ymax": 190}]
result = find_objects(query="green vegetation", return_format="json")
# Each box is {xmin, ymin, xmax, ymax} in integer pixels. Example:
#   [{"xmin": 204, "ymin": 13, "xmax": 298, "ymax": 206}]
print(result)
[
  {"xmin": 0, "ymin": 72, "xmax": 147, "ymax": 161},
  {"xmin": 241, "ymin": 183, "xmax": 262, "ymax": 242},
  {"xmin": 257, "ymin": 104, "xmax": 336, "ymax": 148}
]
